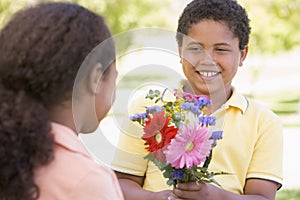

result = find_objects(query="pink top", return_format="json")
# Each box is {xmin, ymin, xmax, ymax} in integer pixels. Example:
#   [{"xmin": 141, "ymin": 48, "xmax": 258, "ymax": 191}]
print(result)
[{"xmin": 35, "ymin": 123, "xmax": 124, "ymax": 200}]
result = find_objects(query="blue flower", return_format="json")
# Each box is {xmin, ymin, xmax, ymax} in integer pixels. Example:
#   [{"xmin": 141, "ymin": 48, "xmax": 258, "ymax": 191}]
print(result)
[
  {"xmin": 181, "ymin": 102, "xmax": 201, "ymax": 115},
  {"xmin": 195, "ymin": 97, "xmax": 212, "ymax": 109},
  {"xmin": 191, "ymin": 105, "xmax": 201, "ymax": 115},
  {"xmin": 210, "ymin": 130, "xmax": 223, "ymax": 147},
  {"xmin": 172, "ymin": 169, "xmax": 186, "ymax": 180},
  {"xmin": 146, "ymin": 105, "xmax": 163, "ymax": 113},
  {"xmin": 198, "ymin": 116, "xmax": 216, "ymax": 126},
  {"xmin": 180, "ymin": 102, "xmax": 193, "ymax": 110},
  {"xmin": 129, "ymin": 115, "xmax": 135, "ymax": 121},
  {"xmin": 211, "ymin": 130, "xmax": 223, "ymax": 140},
  {"xmin": 130, "ymin": 112, "xmax": 148, "ymax": 121}
]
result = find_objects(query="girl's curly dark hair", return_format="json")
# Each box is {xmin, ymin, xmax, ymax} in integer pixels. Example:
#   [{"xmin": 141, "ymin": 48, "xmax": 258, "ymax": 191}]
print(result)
[
  {"xmin": 0, "ymin": 2, "xmax": 114, "ymax": 200},
  {"xmin": 0, "ymin": 85, "xmax": 52, "ymax": 200},
  {"xmin": 176, "ymin": 0, "xmax": 251, "ymax": 50}
]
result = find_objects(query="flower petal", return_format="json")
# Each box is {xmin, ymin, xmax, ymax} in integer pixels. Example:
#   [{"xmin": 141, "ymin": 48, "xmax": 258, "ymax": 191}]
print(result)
[{"xmin": 165, "ymin": 123, "xmax": 213, "ymax": 168}]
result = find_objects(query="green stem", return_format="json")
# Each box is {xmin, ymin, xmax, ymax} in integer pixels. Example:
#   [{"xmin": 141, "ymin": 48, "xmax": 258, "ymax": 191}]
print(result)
[{"xmin": 203, "ymin": 150, "xmax": 212, "ymax": 168}]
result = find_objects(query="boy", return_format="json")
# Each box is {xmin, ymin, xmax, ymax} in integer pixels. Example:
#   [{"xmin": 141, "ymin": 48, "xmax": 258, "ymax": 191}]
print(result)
[{"xmin": 112, "ymin": 0, "xmax": 282, "ymax": 199}]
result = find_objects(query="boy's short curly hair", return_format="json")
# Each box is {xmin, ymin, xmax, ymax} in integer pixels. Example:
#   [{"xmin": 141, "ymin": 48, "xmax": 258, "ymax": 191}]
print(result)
[{"xmin": 176, "ymin": 0, "xmax": 251, "ymax": 50}]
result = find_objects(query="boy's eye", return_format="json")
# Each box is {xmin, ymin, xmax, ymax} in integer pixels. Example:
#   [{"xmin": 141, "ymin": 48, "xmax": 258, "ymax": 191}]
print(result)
[
  {"xmin": 216, "ymin": 48, "xmax": 229, "ymax": 52},
  {"xmin": 186, "ymin": 45, "xmax": 203, "ymax": 52}
]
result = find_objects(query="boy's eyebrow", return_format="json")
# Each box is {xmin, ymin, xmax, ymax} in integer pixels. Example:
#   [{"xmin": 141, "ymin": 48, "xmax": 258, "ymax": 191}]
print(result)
[
  {"xmin": 184, "ymin": 41, "xmax": 201, "ymax": 45},
  {"xmin": 185, "ymin": 41, "xmax": 232, "ymax": 47},
  {"xmin": 214, "ymin": 42, "xmax": 232, "ymax": 46}
]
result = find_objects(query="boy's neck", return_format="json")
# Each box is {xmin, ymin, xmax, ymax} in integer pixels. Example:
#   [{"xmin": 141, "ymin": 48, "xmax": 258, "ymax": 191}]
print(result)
[{"xmin": 207, "ymin": 86, "xmax": 232, "ymax": 115}]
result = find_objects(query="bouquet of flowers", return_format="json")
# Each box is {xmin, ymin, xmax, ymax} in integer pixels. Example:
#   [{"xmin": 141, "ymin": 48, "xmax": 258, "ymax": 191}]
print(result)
[{"xmin": 130, "ymin": 87, "xmax": 226, "ymax": 186}]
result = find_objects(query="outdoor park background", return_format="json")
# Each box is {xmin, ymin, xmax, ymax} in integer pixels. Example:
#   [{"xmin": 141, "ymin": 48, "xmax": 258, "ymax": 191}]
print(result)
[{"xmin": 1, "ymin": 0, "xmax": 299, "ymax": 199}]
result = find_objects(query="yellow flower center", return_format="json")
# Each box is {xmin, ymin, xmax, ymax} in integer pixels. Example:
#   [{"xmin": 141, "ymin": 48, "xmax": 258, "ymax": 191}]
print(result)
[
  {"xmin": 185, "ymin": 141, "xmax": 194, "ymax": 151},
  {"xmin": 155, "ymin": 132, "xmax": 162, "ymax": 143}
]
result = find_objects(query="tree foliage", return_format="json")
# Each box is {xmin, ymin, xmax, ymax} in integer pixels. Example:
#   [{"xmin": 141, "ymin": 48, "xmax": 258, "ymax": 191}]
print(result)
[
  {"xmin": 241, "ymin": 0, "xmax": 300, "ymax": 54},
  {"xmin": 0, "ymin": 0, "xmax": 28, "ymax": 27},
  {"xmin": 0, "ymin": 0, "xmax": 172, "ymax": 35},
  {"xmin": 0, "ymin": 0, "xmax": 299, "ymax": 54},
  {"xmin": 0, "ymin": 0, "xmax": 173, "ymax": 52}
]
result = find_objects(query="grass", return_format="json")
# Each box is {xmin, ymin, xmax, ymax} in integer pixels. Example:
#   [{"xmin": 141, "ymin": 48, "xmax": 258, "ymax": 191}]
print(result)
[
  {"xmin": 117, "ymin": 73, "xmax": 170, "ymax": 89},
  {"xmin": 276, "ymin": 188, "xmax": 300, "ymax": 200},
  {"xmin": 247, "ymin": 90, "xmax": 300, "ymax": 127}
]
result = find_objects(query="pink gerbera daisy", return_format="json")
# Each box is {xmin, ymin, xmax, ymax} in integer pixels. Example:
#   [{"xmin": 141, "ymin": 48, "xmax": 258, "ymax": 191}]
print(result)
[{"xmin": 164, "ymin": 123, "xmax": 213, "ymax": 169}]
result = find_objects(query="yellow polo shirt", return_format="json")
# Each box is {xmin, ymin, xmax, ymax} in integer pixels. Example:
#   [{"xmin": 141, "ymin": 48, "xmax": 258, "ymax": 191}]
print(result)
[{"xmin": 111, "ymin": 88, "xmax": 283, "ymax": 194}]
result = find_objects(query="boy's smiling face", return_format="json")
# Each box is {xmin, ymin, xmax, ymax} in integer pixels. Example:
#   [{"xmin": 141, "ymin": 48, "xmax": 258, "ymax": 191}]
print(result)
[{"xmin": 179, "ymin": 19, "xmax": 248, "ymax": 96}]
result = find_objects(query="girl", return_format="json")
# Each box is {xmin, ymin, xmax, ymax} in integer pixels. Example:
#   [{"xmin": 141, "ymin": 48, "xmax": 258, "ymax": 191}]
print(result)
[{"xmin": 0, "ymin": 2, "xmax": 123, "ymax": 200}]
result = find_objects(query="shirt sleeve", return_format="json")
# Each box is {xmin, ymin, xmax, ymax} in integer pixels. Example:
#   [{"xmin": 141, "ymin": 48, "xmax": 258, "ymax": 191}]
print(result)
[
  {"xmin": 246, "ymin": 104, "xmax": 283, "ymax": 188},
  {"xmin": 70, "ymin": 167, "xmax": 124, "ymax": 200},
  {"xmin": 110, "ymin": 93, "xmax": 150, "ymax": 176}
]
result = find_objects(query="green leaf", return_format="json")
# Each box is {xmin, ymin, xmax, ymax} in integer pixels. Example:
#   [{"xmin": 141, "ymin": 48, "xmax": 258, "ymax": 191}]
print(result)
[
  {"xmin": 154, "ymin": 97, "xmax": 161, "ymax": 103},
  {"xmin": 144, "ymin": 153, "xmax": 167, "ymax": 171},
  {"xmin": 163, "ymin": 167, "xmax": 173, "ymax": 179}
]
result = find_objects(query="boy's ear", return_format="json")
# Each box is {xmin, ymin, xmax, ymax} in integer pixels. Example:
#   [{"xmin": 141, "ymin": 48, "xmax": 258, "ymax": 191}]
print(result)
[
  {"xmin": 88, "ymin": 62, "xmax": 103, "ymax": 94},
  {"xmin": 239, "ymin": 45, "xmax": 248, "ymax": 67}
]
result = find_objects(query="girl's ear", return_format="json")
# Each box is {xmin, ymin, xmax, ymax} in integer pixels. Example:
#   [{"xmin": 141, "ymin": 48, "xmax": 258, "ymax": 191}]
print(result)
[
  {"xmin": 239, "ymin": 45, "xmax": 248, "ymax": 67},
  {"xmin": 88, "ymin": 62, "xmax": 103, "ymax": 94}
]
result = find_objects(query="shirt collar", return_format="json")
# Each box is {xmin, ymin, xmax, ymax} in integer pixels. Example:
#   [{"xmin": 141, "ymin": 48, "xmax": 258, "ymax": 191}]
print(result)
[
  {"xmin": 179, "ymin": 80, "xmax": 248, "ymax": 114},
  {"xmin": 223, "ymin": 87, "xmax": 248, "ymax": 114},
  {"xmin": 50, "ymin": 122, "xmax": 91, "ymax": 158}
]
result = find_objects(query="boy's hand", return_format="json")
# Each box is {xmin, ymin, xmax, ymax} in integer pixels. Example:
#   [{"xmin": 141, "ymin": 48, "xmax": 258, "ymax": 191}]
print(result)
[{"xmin": 171, "ymin": 182, "xmax": 216, "ymax": 200}]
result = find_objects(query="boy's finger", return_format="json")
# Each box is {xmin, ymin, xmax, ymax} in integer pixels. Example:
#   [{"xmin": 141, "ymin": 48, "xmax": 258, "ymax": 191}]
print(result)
[{"xmin": 176, "ymin": 182, "xmax": 204, "ymax": 190}]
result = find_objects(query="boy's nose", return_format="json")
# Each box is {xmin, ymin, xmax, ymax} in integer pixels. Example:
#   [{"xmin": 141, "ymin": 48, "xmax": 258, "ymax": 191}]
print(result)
[{"xmin": 198, "ymin": 50, "xmax": 215, "ymax": 66}]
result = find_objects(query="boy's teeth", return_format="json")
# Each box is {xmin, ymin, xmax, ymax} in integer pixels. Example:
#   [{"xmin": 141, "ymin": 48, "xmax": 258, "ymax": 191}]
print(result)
[{"xmin": 199, "ymin": 71, "xmax": 219, "ymax": 77}]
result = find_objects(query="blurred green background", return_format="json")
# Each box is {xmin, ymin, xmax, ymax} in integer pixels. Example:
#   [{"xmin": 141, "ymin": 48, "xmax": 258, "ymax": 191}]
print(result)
[
  {"xmin": 1, "ymin": 0, "xmax": 300, "ymax": 54},
  {"xmin": 1, "ymin": 0, "xmax": 299, "ymax": 199},
  {"xmin": 1, "ymin": 0, "xmax": 299, "ymax": 120}
]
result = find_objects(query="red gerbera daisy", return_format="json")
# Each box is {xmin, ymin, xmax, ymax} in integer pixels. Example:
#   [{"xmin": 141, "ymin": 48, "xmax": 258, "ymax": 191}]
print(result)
[{"xmin": 142, "ymin": 111, "xmax": 178, "ymax": 161}]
